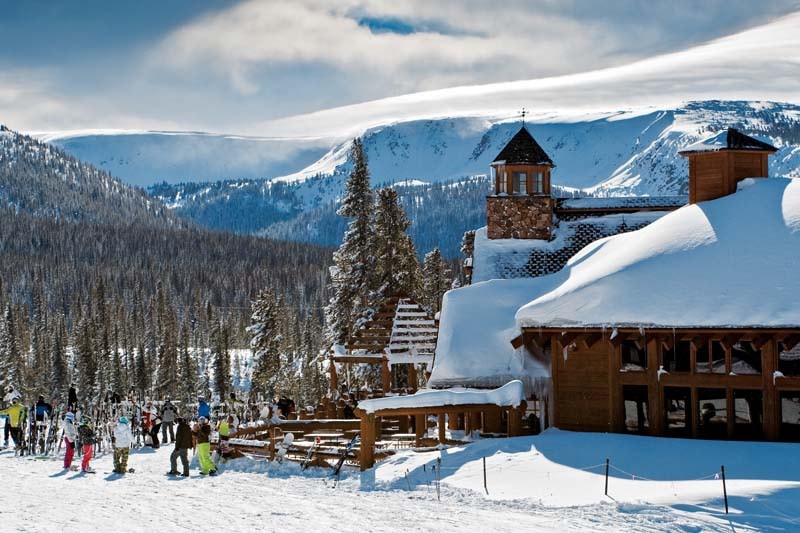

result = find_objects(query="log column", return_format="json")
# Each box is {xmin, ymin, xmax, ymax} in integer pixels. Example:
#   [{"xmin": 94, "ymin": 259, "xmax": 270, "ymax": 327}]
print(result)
[
  {"xmin": 359, "ymin": 412, "xmax": 376, "ymax": 471},
  {"xmin": 381, "ymin": 357, "xmax": 392, "ymax": 394},
  {"xmin": 415, "ymin": 414, "xmax": 426, "ymax": 446}
]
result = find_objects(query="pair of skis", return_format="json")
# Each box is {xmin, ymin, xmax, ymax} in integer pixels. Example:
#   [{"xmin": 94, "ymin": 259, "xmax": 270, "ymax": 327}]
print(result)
[{"xmin": 330, "ymin": 434, "xmax": 360, "ymax": 488}]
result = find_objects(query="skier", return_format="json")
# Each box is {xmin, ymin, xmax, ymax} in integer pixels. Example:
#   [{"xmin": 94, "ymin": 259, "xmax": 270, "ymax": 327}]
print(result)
[
  {"xmin": 142, "ymin": 401, "xmax": 159, "ymax": 448},
  {"xmin": 35, "ymin": 395, "xmax": 53, "ymax": 422},
  {"xmin": 197, "ymin": 396, "xmax": 210, "ymax": 420},
  {"xmin": 161, "ymin": 399, "xmax": 177, "ymax": 444},
  {"xmin": 192, "ymin": 416, "xmax": 216, "ymax": 476},
  {"xmin": 167, "ymin": 417, "xmax": 192, "ymax": 477},
  {"xmin": 112, "ymin": 416, "xmax": 133, "ymax": 474},
  {"xmin": 77, "ymin": 416, "xmax": 97, "ymax": 473},
  {"xmin": 62, "ymin": 412, "xmax": 78, "ymax": 470},
  {"xmin": 2, "ymin": 386, "xmax": 21, "ymax": 446},
  {"xmin": 67, "ymin": 384, "xmax": 78, "ymax": 411},
  {"xmin": 0, "ymin": 398, "xmax": 25, "ymax": 451}
]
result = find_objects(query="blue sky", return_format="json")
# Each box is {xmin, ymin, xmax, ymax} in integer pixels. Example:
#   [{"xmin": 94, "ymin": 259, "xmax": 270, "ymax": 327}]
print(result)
[{"xmin": 1, "ymin": 0, "xmax": 798, "ymax": 133}]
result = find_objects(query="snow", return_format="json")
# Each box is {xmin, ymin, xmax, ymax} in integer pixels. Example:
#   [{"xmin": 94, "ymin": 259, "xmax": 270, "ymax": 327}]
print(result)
[
  {"xmin": 357, "ymin": 380, "xmax": 525, "ymax": 414},
  {"xmin": 558, "ymin": 196, "xmax": 687, "ymax": 210},
  {"xmin": 429, "ymin": 277, "xmax": 552, "ymax": 391},
  {"xmin": 516, "ymin": 178, "xmax": 800, "ymax": 328},
  {"xmin": 680, "ymin": 129, "xmax": 776, "ymax": 153},
  {"xmin": 2, "ymin": 427, "xmax": 800, "ymax": 531}
]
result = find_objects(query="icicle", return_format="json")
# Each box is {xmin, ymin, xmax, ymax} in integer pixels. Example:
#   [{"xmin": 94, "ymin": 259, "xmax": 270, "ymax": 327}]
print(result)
[
  {"xmin": 610, "ymin": 327, "xmax": 619, "ymax": 340},
  {"xmin": 562, "ymin": 346, "xmax": 569, "ymax": 361},
  {"xmin": 657, "ymin": 365, "xmax": 669, "ymax": 382},
  {"xmin": 638, "ymin": 325, "xmax": 645, "ymax": 337}
]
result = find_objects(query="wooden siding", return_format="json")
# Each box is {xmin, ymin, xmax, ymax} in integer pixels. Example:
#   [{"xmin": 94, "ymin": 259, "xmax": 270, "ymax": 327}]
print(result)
[
  {"xmin": 552, "ymin": 337, "xmax": 611, "ymax": 432},
  {"xmin": 684, "ymin": 151, "xmax": 771, "ymax": 204}
]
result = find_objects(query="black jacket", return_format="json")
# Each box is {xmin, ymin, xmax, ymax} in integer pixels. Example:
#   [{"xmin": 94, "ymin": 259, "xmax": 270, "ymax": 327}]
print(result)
[{"xmin": 175, "ymin": 421, "xmax": 193, "ymax": 449}]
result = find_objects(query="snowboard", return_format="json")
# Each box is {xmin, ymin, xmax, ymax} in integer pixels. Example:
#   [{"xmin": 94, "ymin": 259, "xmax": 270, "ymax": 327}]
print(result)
[
  {"xmin": 300, "ymin": 437, "xmax": 321, "ymax": 470},
  {"xmin": 331, "ymin": 434, "xmax": 360, "ymax": 478},
  {"xmin": 274, "ymin": 432, "xmax": 294, "ymax": 464}
]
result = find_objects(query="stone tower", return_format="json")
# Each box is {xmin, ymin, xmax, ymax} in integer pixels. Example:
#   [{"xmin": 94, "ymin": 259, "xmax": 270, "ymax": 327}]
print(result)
[{"xmin": 487, "ymin": 126, "xmax": 555, "ymax": 240}]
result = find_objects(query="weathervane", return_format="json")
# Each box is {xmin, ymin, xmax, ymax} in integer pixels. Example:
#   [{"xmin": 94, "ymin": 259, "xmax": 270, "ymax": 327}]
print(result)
[{"xmin": 519, "ymin": 107, "xmax": 527, "ymax": 125}]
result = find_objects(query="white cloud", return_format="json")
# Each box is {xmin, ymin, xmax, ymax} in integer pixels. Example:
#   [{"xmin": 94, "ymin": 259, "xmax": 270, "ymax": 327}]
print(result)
[{"xmin": 153, "ymin": 0, "xmax": 625, "ymax": 96}]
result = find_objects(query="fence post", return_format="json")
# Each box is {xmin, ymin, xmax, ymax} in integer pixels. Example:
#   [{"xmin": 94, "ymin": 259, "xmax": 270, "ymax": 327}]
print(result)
[
  {"xmin": 721, "ymin": 465, "xmax": 728, "ymax": 514},
  {"xmin": 604, "ymin": 458, "xmax": 610, "ymax": 496},
  {"xmin": 483, "ymin": 456, "xmax": 488, "ymax": 495}
]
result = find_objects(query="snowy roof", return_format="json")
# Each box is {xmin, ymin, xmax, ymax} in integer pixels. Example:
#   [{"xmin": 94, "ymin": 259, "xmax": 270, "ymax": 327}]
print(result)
[
  {"xmin": 679, "ymin": 127, "xmax": 777, "ymax": 154},
  {"xmin": 357, "ymin": 380, "xmax": 525, "ymax": 414},
  {"xmin": 492, "ymin": 127, "xmax": 553, "ymax": 166},
  {"xmin": 556, "ymin": 196, "xmax": 687, "ymax": 211},
  {"xmin": 516, "ymin": 178, "xmax": 800, "ymax": 329},
  {"xmin": 429, "ymin": 278, "xmax": 550, "ymax": 390}
]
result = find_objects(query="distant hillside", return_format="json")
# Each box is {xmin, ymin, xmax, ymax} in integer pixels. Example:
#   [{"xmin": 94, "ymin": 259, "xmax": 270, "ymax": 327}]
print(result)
[{"xmin": 0, "ymin": 125, "xmax": 182, "ymax": 227}]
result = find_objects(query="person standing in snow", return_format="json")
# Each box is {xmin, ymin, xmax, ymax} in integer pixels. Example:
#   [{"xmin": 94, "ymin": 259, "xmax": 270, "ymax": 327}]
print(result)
[
  {"xmin": 161, "ymin": 399, "xmax": 177, "ymax": 444},
  {"xmin": 197, "ymin": 396, "xmax": 210, "ymax": 420},
  {"xmin": 2, "ymin": 386, "xmax": 21, "ymax": 447},
  {"xmin": 192, "ymin": 416, "xmax": 216, "ymax": 476},
  {"xmin": 62, "ymin": 412, "xmax": 78, "ymax": 470},
  {"xmin": 112, "ymin": 416, "xmax": 133, "ymax": 474},
  {"xmin": 68, "ymin": 384, "xmax": 78, "ymax": 412},
  {"xmin": 0, "ymin": 398, "xmax": 26, "ymax": 451},
  {"xmin": 167, "ymin": 417, "xmax": 192, "ymax": 477},
  {"xmin": 77, "ymin": 416, "xmax": 97, "ymax": 473}
]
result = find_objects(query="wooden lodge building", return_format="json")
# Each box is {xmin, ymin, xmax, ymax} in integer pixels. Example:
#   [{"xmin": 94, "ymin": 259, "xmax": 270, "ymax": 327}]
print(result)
[{"xmin": 430, "ymin": 125, "xmax": 800, "ymax": 443}]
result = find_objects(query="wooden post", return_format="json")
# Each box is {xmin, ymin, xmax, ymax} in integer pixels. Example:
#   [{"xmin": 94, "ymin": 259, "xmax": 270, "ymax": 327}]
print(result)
[
  {"xmin": 408, "ymin": 363, "xmax": 418, "ymax": 392},
  {"xmin": 484, "ymin": 407, "xmax": 503, "ymax": 434},
  {"xmin": 415, "ymin": 414, "xmax": 425, "ymax": 446},
  {"xmin": 763, "ymin": 339, "xmax": 779, "ymax": 440},
  {"xmin": 269, "ymin": 427, "xmax": 276, "ymax": 461},
  {"xmin": 507, "ymin": 405, "xmax": 522, "ymax": 437},
  {"xmin": 438, "ymin": 413, "xmax": 446, "ymax": 443},
  {"xmin": 329, "ymin": 354, "xmax": 338, "ymax": 393},
  {"xmin": 604, "ymin": 458, "xmax": 610, "ymax": 496},
  {"xmin": 468, "ymin": 412, "xmax": 482, "ymax": 435},
  {"xmin": 359, "ymin": 412, "xmax": 376, "ymax": 471},
  {"xmin": 447, "ymin": 411, "xmax": 460, "ymax": 431},
  {"xmin": 381, "ymin": 357, "xmax": 391, "ymax": 393},
  {"xmin": 398, "ymin": 415, "xmax": 409, "ymax": 434}
]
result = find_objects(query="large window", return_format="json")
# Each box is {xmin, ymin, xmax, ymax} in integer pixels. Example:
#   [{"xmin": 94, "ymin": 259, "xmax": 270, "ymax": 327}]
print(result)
[
  {"xmin": 780, "ymin": 391, "xmax": 800, "ymax": 441},
  {"xmin": 733, "ymin": 389, "xmax": 762, "ymax": 440},
  {"xmin": 621, "ymin": 340, "xmax": 647, "ymax": 371},
  {"xmin": 622, "ymin": 385, "xmax": 649, "ymax": 434},
  {"xmin": 515, "ymin": 172, "xmax": 527, "ymax": 194},
  {"xmin": 664, "ymin": 387, "xmax": 691, "ymax": 436},
  {"xmin": 696, "ymin": 340, "xmax": 726, "ymax": 374},
  {"xmin": 662, "ymin": 340, "xmax": 691, "ymax": 373},
  {"xmin": 779, "ymin": 342, "xmax": 800, "ymax": 376},
  {"xmin": 499, "ymin": 171, "xmax": 507, "ymax": 194},
  {"xmin": 730, "ymin": 341, "xmax": 761, "ymax": 374},
  {"xmin": 698, "ymin": 388, "xmax": 727, "ymax": 439},
  {"xmin": 532, "ymin": 171, "xmax": 543, "ymax": 194}
]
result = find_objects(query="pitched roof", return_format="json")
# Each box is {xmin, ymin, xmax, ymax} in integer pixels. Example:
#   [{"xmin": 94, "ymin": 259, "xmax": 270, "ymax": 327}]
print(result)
[
  {"xmin": 679, "ymin": 127, "xmax": 777, "ymax": 154},
  {"xmin": 493, "ymin": 126, "xmax": 554, "ymax": 166},
  {"xmin": 516, "ymin": 178, "xmax": 800, "ymax": 329}
]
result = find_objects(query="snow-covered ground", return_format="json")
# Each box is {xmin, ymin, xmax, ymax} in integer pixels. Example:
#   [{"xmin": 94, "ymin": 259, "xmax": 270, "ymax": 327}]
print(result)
[{"xmin": 1, "ymin": 427, "xmax": 799, "ymax": 532}]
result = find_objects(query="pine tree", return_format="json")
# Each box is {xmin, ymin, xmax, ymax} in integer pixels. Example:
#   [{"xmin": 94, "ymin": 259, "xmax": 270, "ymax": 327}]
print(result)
[
  {"xmin": 325, "ymin": 138, "xmax": 374, "ymax": 346},
  {"xmin": 211, "ymin": 315, "xmax": 230, "ymax": 401},
  {"xmin": 421, "ymin": 247, "xmax": 452, "ymax": 315},
  {"xmin": 370, "ymin": 187, "xmax": 420, "ymax": 302},
  {"xmin": 177, "ymin": 320, "xmax": 197, "ymax": 403},
  {"xmin": 247, "ymin": 289, "xmax": 283, "ymax": 398},
  {"xmin": 73, "ymin": 308, "xmax": 96, "ymax": 404},
  {"xmin": 50, "ymin": 314, "xmax": 68, "ymax": 400}
]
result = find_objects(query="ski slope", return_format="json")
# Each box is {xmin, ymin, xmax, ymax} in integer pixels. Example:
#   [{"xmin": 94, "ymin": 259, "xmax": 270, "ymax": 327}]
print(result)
[{"xmin": 1, "ymin": 426, "xmax": 798, "ymax": 532}]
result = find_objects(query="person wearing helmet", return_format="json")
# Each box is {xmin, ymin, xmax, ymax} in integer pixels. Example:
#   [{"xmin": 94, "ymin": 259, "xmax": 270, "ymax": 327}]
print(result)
[
  {"xmin": 62, "ymin": 412, "xmax": 78, "ymax": 470},
  {"xmin": 112, "ymin": 416, "xmax": 134, "ymax": 474},
  {"xmin": 77, "ymin": 416, "xmax": 97, "ymax": 473},
  {"xmin": 0, "ymin": 398, "xmax": 25, "ymax": 452},
  {"xmin": 192, "ymin": 416, "xmax": 216, "ymax": 476}
]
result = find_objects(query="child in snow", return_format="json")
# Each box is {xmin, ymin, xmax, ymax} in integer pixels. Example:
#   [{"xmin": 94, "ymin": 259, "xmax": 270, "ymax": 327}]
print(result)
[
  {"xmin": 112, "ymin": 416, "xmax": 133, "ymax": 474},
  {"xmin": 77, "ymin": 416, "xmax": 97, "ymax": 473},
  {"xmin": 62, "ymin": 412, "xmax": 78, "ymax": 469},
  {"xmin": 192, "ymin": 416, "xmax": 216, "ymax": 476}
]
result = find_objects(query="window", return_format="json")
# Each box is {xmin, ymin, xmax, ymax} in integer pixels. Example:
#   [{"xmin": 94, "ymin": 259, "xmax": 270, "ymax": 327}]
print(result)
[
  {"xmin": 622, "ymin": 385, "xmax": 649, "ymax": 434},
  {"xmin": 696, "ymin": 340, "xmax": 726, "ymax": 374},
  {"xmin": 730, "ymin": 341, "xmax": 761, "ymax": 374},
  {"xmin": 778, "ymin": 342, "xmax": 800, "ymax": 375},
  {"xmin": 664, "ymin": 387, "xmax": 691, "ymax": 436},
  {"xmin": 780, "ymin": 391, "xmax": 800, "ymax": 441},
  {"xmin": 733, "ymin": 389, "xmax": 762, "ymax": 440},
  {"xmin": 698, "ymin": 388, "xmax": 727, "ymax": 439},
  {"xmin": 499, "ymin": 171, "xmax": 507, "ymax": 194},
  {"xmin": 516, "ymin": 172, "xmax": 527, "ymax": 194},
  {"xmin": 532, "ymin": 171, "xmax": 543, "ymax": 194},
  {"xmin": 662, "ymin": 340, "xmax": 691, "ymax": 372},
  {"xmin": 621, "ymin": 340, "xmax": 647, "ymax": 371}
]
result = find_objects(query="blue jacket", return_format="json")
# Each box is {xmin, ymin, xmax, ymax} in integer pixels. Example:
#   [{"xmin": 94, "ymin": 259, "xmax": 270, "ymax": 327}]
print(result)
[{"xmin": 198, "ymin": 401, "xmax": 210, "ymax": 419}]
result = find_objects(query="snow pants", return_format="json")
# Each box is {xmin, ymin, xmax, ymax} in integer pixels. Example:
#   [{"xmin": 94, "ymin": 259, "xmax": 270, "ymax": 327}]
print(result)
[
  {"xmin": 196, "ymin": 442, "xmax": 215, "ymax": 474},
  {"xmin": 161, "ymin": 422, "xmax": 174, "ymax": 444},
  {"xmin": 63, "ymin": 438, "xmax": 75, "ymax": 468},
  {"xmin": 113, "ymin": 447, "xmax": 129, "ymax": 473},
  {"xmin": 81, "ymin": 444, "xmax": 93, "ymax": 472},
  {"xmin": 170, "ymin": 447, "xmax": 189, "ymax": 475}
]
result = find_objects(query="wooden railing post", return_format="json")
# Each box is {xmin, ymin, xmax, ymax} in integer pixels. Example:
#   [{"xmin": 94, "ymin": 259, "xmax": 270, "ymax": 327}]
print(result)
[{"xmin": 359, "ymin": 411, "xmax": 375, "ymax": 471}]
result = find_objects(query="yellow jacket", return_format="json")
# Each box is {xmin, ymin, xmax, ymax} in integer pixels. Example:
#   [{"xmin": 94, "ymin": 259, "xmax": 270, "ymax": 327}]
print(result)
[{"xmin": 0, "ymin": 404, "xmax": 26, "ymax": 427}]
